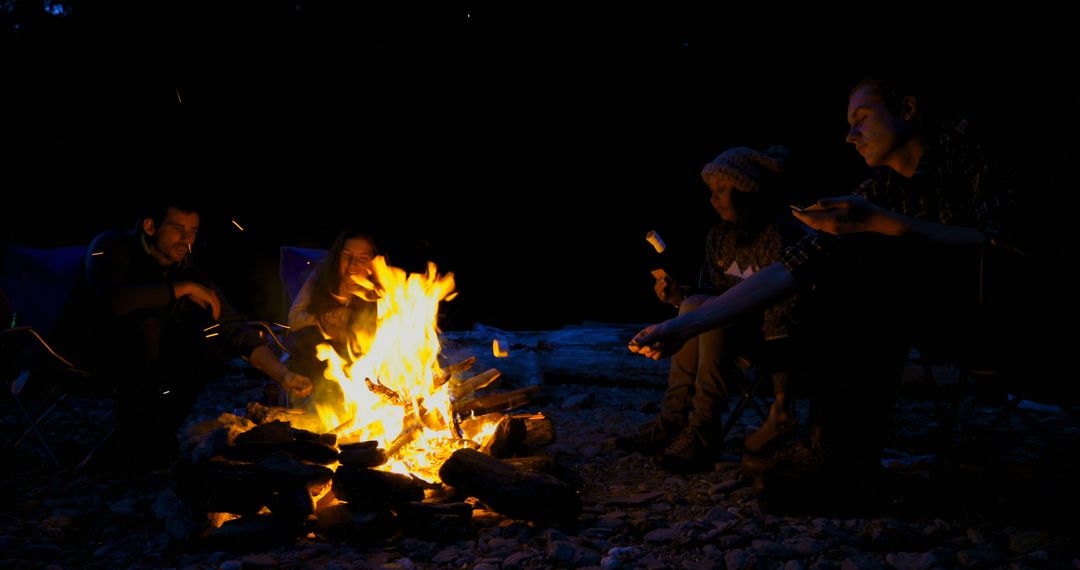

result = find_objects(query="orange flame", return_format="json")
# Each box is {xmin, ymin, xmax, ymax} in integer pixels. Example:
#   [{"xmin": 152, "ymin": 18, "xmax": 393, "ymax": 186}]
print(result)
[
  {"xmin": 492, "ymin": 338, "xmax": 510, "ymax": 358},
  {"xmin": 308, "ymin": 256, "xmax": 500, "ymax": 482}
]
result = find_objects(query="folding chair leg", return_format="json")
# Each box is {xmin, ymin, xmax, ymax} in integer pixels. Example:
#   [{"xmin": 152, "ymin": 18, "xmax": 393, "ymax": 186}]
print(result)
[
  {"xmin": 76, "ymin": 428, "xmax": 115, "ymax": 470},
  {"xmin": 716, "ymin": 372, "xmax": 771, "ymax": 444},
  {"xmin": 10, "ymin": 371, "xmax": 59, "ymax": 464},
  {"xmin": 13, "ymin": 390, "xmax": 65, "ymax": 448},
  {"xmin": 742, "ymin": 387, "xmax": 769, "ymax": 423}
]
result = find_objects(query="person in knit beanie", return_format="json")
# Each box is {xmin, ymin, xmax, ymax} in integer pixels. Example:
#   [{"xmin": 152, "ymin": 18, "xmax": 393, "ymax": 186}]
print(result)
[
  {"xmin": 616, "ymin": 144, "xmax": 809, "ymax": 472},
  {"xmin": 700, "ymin": 145, "xmax": 789, "ymax": 195}
]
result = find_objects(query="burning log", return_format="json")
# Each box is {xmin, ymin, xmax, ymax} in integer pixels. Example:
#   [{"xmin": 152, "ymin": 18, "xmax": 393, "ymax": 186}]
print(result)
[
  {"xmin": 246, "ymin": 402, "xmax": 324, "ymax": 433},
  {"xmin": 384, "ymin": 414, "xmax": 425, "ymax": 458},
  {"xmin": 365, "ymin": 377, "xmax": 406, "ymax": 406},
  {"xmin": 433, "ymin": 356, "xmax": 478, "ymax": 389},
  {"xmin": 515, "ymin": 412, "xmax": 556, "ymax": 446},
  {"xmin": 438, "ymin": 448, "xmax": 580, "ymax": 523},
  {"xmin": 455, "ymin": 386, "xmax": 541, "ymax": 416},
  {"xmin": 450, "ymin": 368, "xmax": 502, "ymax": 400}
]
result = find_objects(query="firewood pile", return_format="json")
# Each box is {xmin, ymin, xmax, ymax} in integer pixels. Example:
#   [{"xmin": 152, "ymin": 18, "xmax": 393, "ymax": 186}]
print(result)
[{"xmin": 169, "ymin": 372, "xmax": 578, "ymax": 550}]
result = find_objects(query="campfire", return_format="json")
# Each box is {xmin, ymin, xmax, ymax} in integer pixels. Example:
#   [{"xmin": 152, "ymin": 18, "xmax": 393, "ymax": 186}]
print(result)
[
  {"xmin": 307, "ymin": 254, "xmax": 502, "ymax": 483},
  {"xmin": 171, "ymin": 256, "xmax": 578, "ymax": 548}
]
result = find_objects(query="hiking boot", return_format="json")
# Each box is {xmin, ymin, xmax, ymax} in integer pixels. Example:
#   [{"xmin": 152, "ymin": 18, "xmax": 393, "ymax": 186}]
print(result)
[
  {"xmin": 742, "ymin": 426, "xmax": 884, "ymax": 513},
  {"xmin": 744, "ymin": 401, "xmax": 797, "ymax": 453},
  {"xmin": 740, "ymin": 436, "xmax": 806, "ymax": 479},
  {"xmin": 655, "ymin": 426, "xmax": 715, "ymax": 473},
  {"xmin": 615, "ymin": 417, "xmax": 681, "ymax": 455}
]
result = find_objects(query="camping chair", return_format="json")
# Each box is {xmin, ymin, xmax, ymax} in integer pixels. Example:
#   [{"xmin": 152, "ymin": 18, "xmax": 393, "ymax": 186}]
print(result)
[
  {"xmin": 715, "ymin": 334, "xmax": 801, "ymax": 448},
  {"xmin": 2, "ymin": 324, "xmax": 103, "ymax": 465},
  {"xmin": 278, "ymin": 246, "xmax": 326, "ymax": 318},
  {"xmin": 244, "ymin": 246, "xmax": 327, "ymax": 408},
  {"xmin": 2, "ymin": 245, "xmax": 114, "ymax": 467},
  {"xmin": 914, "ymin": 242, "xmax": 1045, "ymax": 428}
]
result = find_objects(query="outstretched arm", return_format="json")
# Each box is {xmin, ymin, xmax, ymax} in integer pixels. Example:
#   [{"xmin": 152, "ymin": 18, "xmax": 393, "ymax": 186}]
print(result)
[
  {"xmin": 629, "ymin": 262, "xmax": 797, "ymax": 360},
  {"xmin": 247, "ymin": 344, "xmax": 314, "ymax": 399}
]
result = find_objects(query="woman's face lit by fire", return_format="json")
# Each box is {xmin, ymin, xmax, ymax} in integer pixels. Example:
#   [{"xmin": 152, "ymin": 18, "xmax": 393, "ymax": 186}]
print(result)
[{"xmin": 338, "ymin": 237, "xmax": 375, "ymax": 295}]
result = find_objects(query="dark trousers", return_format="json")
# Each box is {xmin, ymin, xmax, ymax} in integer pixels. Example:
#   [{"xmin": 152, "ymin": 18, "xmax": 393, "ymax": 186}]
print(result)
[
  {"xmin": 798, "ymin": 238, "xmax": 932, "ymax": 461},
  {"xmin": 662, "ymin": 295, "xmax": 763, "ymax": 435},
  {"xmin": 103, "ymin": 303, "xmax": 224, "ymax": 450}
]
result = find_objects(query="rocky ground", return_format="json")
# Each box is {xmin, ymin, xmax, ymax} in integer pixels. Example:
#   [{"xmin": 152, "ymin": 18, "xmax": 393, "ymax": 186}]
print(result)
[{"xmin": 3, "ymin": 324, "xmax": 1079, "ymax": 569}]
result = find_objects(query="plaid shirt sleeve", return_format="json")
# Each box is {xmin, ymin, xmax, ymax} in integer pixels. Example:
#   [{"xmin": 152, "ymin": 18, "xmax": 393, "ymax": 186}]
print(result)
[
  {"xmin": 937, "ymin": 117, "xmax": 1013, "ymax": 243},
  {"xmin": 779, "ymin": 230, "xmax": 833, "ymax": 282},
  {"xmin": 780, "ymin": 115, "xmax": 1019, "ymax": 281}
]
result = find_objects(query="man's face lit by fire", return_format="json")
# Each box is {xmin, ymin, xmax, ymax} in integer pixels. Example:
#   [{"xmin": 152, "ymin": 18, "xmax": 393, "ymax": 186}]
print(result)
[
  {"xmin": 845, "ymin": 84, "xmax": 914, "ymax": 169},
  {"xmin": 144, "ymin": 207, "xmax": 199, "ymax": 266},
  {"xmin": 339, "ymin": 237, "xmax": 375, "ymax": 295}
]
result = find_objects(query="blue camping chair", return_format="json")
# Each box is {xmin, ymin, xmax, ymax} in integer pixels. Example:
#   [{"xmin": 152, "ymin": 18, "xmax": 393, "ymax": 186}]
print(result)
[
  {"xmin": 1, "ymin": 245, "xmax": 110, "ymax": 466},
  {"xmin": 279, "ymin": 246, "xmax": 327, "ymax": 312}
]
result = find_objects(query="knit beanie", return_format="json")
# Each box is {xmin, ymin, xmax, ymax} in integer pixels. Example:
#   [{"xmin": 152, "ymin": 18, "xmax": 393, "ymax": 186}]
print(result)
[{"xmin": 700, "ymin": 145, "xmax": 790, "ymax": 193}]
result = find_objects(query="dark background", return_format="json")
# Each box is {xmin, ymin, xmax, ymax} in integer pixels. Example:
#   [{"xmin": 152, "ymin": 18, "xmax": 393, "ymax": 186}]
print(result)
[{"xmin": 2, "ymin": 2, "xmax": 1077, "ymax": 329}]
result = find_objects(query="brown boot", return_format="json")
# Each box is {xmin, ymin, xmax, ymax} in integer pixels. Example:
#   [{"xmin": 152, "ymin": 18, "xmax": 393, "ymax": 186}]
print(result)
[
  {"xmin": 747, "ymin": 425, "xmax": 885, "ymax": 514},
  {"xmin": 655, "ymin": 426, "xmax": 716, "ymax": 473},
  {"xmin": 744, "ymin": 399, "xmax": 797, "ymax": 453},
  {"xmin": 615, "ymin": 417, "xmax": 681, "ymax": 455}
]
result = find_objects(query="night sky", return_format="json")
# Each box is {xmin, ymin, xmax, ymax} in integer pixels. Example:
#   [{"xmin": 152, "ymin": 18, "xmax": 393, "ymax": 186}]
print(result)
[{"xmin": 3, "ymin": 3, "xmax": 1077, "ymax": 329}]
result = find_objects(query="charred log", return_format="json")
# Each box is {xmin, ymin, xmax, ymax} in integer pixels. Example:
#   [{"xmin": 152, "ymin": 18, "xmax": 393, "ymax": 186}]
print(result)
[
  {"xmin": 396, "ymin": 501, "xmax": 473, "ymax": 542},
  {"xmin": 223, "ymin": 421, "xmax": 339, "ymax": 464},
  {"xmin": 266, "ymin": 485, "xmax": 316, "ymax": 522},
  {"xmin": 173, "ymin": 459, "xmax": 274, "ymax": 516},
  {"xmin": 173, "ymin": 452, "xmax": 332, "ymax": 516},
  {"xmin": 314, "ymin": 506, "xmax": 397, "ymax": 543},
  {"xmin": 332, "ymin": 465, "xmax": 425, "ymax": 510},
  {"xmin": 338, "ymin": 442, "xmax": 388, "ymax": 467},
  {"xmin": 200, "ymin": 514, "xmax": 309, "ymax": 552},
  {"xmin": 515, "ymin": 412, "xmax": 556, "ymax": 446},
  {"xmin": 502, "ymin": 454, "xmax": 555, "ymax": 474},
  {"xmin": 482, "ymin": 416, "xmax": 526, "ymax": 458},
  {"xmin": 438, "ymin": 448, "xmax": 580, "ymax": 523}
]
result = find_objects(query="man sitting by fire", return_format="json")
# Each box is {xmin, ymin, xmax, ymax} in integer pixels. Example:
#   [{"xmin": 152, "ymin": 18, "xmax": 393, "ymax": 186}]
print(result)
[
  {"xmin": 78, "ymin": 202, "xmax": 313, "ymax": 466},
  {"xmin": 286, "ymin": 229, "xmax": 380, "ymax": 415}
]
